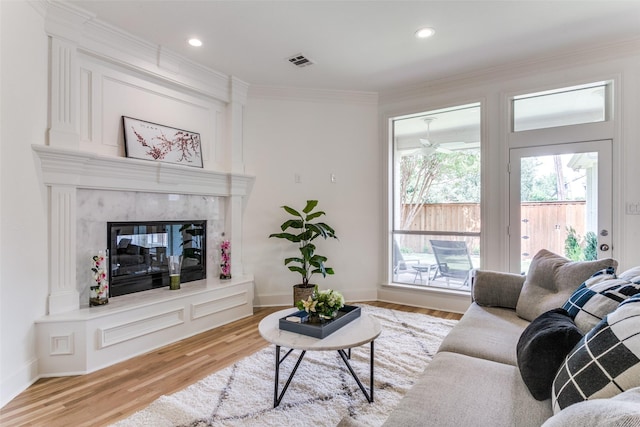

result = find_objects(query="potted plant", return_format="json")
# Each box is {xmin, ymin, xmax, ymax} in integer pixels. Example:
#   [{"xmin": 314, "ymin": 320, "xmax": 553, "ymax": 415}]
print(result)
[{"xmin": 269, "ymin": 200, "xmax": 338, "ymax": 305}]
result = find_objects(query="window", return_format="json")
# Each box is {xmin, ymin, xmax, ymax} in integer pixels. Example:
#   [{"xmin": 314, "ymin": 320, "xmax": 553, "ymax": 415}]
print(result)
[
  {"xmin": 512, "ymin": 81, "xmax": 608, "ymax": 132},
  {"xmin": 391, "ymin": 103, "xmax": 481, "ymax": 291}
]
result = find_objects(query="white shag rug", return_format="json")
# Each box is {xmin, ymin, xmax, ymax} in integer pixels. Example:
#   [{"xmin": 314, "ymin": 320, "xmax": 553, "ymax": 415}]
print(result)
[{"xmin": 111, "ymin": 304, "xmax": 457, "ymax": 427}]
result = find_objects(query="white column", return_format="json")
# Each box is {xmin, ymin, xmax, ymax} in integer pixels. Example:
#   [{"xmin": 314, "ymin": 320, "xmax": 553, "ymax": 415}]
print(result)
[
  {"xmin": 47, "ymin": 37, "xmax": 80, "ymax": 149},
  {"xmin": 48, "ymin": 185, "xmax": 79, "ymax": 314},
  {"xmin": 226, "ymin": 194, "xmax": 244, "ymax": 277},
  {"xmin": 227, "ymin": 77, "xmax": 249, "ymax": 174},
  {"xmin": 225, "ymin": 77, "xmax": 250, "ymax": 276}
]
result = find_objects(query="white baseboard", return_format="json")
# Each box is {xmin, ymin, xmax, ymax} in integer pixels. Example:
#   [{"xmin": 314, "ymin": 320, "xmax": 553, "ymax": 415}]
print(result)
[
  {"xmin": 254, "ymin": 287, "xmax": 377, "ymax": 307},
  {"xmin": 377, "ymin": 284, "xmax": 471, "ymax": 314},
  {"xmin": 0, "ymin": 357, "xmax": 38, "ymax": 409}
]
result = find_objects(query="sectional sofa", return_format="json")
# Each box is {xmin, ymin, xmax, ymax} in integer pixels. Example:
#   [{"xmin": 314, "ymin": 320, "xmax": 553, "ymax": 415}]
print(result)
[{"xmin": 340, "ymin": 249, "xmax": 640, "ymax": 426}]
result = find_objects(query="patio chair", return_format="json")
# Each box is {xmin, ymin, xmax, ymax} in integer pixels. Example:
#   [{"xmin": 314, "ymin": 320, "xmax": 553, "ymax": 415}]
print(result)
[
  {"xmin": 429, "ymin": 240, "xmax": 474, "ymax": 287},
  {"xmin": 392, "ymin": 240, "xmax": 421, "ymax": 282}
]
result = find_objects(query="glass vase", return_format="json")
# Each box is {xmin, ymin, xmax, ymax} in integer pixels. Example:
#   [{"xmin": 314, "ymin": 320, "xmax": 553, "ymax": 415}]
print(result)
[
  {"xmin": 90, "ymin": 250, "xmax": 109, "ymax": 306},
  {"xmin": 220, "ymin": 239, "xmax": 231, "ymax": 280}
]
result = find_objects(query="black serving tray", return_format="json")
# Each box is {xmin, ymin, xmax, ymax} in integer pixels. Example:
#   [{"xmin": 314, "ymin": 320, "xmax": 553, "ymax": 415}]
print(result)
[{"xmin": 279, "ymin": 305, "xmax": 362, "ymax": 339}]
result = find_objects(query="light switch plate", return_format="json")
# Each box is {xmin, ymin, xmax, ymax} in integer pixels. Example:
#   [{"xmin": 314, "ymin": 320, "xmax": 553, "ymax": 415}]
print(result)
[{"xmin": 626, "ymin": 202, "xmax": 640, "ymax": 215}]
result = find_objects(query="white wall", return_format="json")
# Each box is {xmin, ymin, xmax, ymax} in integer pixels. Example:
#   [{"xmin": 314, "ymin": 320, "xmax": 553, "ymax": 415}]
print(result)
[
  {"xmin": 0, "ymin": 1, "xmax": 50, "ymax": 407},
  {"xmin": 243, "ymin": 88, "xmax": 380, "ymax": 306}
]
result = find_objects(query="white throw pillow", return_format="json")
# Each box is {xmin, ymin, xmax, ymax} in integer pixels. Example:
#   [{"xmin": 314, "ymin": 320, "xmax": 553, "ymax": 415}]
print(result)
[{"xmin": 543, "ymin": 387, "xmax": 640, "ymax": 427}]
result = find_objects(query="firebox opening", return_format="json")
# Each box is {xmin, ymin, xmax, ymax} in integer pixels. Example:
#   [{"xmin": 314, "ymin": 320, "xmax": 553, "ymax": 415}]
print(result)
[{"xmin": 108, "ymin": 220, "xmax": 206, "ymax": 297}]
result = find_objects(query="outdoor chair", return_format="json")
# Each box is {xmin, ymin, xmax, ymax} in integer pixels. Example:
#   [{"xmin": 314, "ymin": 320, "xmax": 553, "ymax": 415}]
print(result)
[
  {"xmin": 429, "ymin": 239, "xmax": 474, "ymax": 288},
  {"xmin": 393, "ymin": 240, "xmax": 422, "ymax": 282}
]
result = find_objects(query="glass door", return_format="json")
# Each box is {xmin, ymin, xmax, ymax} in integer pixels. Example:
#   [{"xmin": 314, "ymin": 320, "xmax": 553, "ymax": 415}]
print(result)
[{"xmin": 509, "ymin": 141, "xmax": 612, "ymax": 273}]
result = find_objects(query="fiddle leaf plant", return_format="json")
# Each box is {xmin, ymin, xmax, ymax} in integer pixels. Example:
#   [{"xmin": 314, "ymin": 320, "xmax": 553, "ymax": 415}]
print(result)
[{"xmin": 269, "ymin": 200, "xmax": 338, "ymax": 286}]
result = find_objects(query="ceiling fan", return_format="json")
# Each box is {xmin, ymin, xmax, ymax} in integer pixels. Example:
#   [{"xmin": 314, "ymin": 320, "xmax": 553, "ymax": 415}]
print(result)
[{"xmin": 419, "ymin": 117, "xmax": 451, "ymax": 155}]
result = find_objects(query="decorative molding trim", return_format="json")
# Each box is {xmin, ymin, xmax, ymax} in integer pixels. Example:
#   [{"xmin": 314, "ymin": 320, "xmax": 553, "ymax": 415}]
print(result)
[
  {"xmin": 48, "ymin": 185, "xmax": 78, "ymax": 315},
  {"xmin": 50, "ymin": 333, "xmax": 74, "ymax": 356},
  {"xmin": 44, "ymin": 1, "xmax": 231, "ymax": 103},
  {"xmin": 191, "ymin": 291, "xmax": 248, "ymax": 320},
  {"xmin": 35, "ymin": 278, "xmax": 254, "ymax": 376},
  {"xmin": 380, "ymin": 37, "xmax": 640, "ymax": 105},
  {"xmin": 48, "ymin": 38, "xmax": 80, "ymax": 148},
  {"xmin": 33, "ymin": 145, "xmax": 255, "ymax": 197},
  {"xmin": 98, "ymin": 308, "xmax": 185, "ymax": 348},
  {"xmin": 230, "ymin": 77, "xmax": 250, "ymax": 105}
]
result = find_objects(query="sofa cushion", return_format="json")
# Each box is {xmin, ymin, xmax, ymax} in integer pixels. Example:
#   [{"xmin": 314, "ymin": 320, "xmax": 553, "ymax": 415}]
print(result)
[
  {"xmin": 516, "ymin": 308, "xmax": 583, "ymax": 400},
  {"xmin": 563, "ymin": 266, "xmax": 640, "ymax": 333},
  {"xmin": 438, "ymin": 303, "xmax": 530, "ymax": 366},
  {"xmin": 542, "ymin": 387, "xmax": 640, "ymax": 427},
  {"xmin": 472, "ymin": 269, "xmax": 525, "ymax": 309},
  {"xmin": 382, "ymin": 351, "xmax": 553, "ymax": 427},
  {"xmin": 516, "ymin": 249, "xmax": 618, "ymax": 322},
  {"xmin": 552, "ymin": 295, "xmax": 640, "ymax": 413}
]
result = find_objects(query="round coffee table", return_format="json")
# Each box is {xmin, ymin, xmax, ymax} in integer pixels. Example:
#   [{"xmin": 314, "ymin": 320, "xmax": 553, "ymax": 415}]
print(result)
[{"xmin": 259, "ymin": 307, "xmax": 381, "ymax": 407}]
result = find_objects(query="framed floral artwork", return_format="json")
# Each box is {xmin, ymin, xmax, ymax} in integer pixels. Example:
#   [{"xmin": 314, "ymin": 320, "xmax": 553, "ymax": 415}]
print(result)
[{"xmin": 122, "ymin": 116, "xmax": 203, "ymax": 168}]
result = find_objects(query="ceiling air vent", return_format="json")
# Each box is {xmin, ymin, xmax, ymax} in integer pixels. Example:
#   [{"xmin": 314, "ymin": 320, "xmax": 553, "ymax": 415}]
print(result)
[{"xmin": 287, "ymin": 53, "xmax": 315, "ymax": 68}]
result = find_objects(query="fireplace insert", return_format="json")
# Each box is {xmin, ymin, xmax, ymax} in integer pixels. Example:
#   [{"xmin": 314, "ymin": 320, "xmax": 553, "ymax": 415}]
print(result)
[{"xmin": 107, "ymin": 220, "xmax": 206, "ymax": 297}]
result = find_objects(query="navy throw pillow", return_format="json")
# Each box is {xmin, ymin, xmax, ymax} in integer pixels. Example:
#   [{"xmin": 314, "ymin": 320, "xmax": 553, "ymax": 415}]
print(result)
[{"xmin": 516, "ymin": 308, "xmax": 584, "ymax": 400}]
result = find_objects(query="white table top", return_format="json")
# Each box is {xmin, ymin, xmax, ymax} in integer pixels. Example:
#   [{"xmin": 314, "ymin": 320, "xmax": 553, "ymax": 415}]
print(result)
[{"xmin": 259, "ymin": 307, "xmax": 381, "ymax": 351}]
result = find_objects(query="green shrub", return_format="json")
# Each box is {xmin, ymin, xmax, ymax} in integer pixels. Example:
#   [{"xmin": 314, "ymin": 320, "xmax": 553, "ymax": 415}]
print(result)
[{"xmin": 565, "ymin": 226, "xmax": 584, "ymax": 261}]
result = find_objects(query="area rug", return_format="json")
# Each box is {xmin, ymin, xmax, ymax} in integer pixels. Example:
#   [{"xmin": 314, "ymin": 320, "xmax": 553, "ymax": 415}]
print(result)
[{"xmin": 111, "ymin": 304, "xmax": 457, "ymax": 427}]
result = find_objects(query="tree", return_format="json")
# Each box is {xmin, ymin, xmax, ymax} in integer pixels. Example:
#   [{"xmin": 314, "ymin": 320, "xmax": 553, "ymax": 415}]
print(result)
[
  {"xmin": 399, "ymin": 149, "xmax": 480, "ymax": 231},
  {"xmin": 521, "ymin": 157, "xmax": 559, "ymax": 202}
]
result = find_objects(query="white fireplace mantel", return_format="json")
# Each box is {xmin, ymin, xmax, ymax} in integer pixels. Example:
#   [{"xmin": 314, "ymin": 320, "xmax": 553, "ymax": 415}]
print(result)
[
  {"xmin": 33, "ymin": 145, "xmax": 254, "ymax": 197},
  {"xmin": 33, "ymin": 144, "xmax": 255, "ymax": 316},
  {"xmin": 33, "ymin": 145, "xmax": 256, "ymax": 377}
]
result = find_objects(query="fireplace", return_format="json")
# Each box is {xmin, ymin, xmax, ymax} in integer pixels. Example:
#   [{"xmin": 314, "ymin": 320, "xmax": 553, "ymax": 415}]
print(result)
[
  {"xmin": 34, "ymin": 145, "xmax": 255, "ymax": 377},
  {"xmin": 108, "ymin": 220, "xmax": 207, "ymax": 297}
]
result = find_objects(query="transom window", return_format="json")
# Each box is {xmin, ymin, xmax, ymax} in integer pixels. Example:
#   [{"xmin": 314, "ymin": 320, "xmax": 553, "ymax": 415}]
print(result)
[{"xmin": 512, "ymin": 81, "xmax": 609, "ymax": 132}]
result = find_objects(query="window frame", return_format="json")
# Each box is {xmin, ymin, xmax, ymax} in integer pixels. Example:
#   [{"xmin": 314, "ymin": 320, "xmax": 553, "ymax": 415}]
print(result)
[{"xmin": 389, "ymin": 102, "xmax": 482, "ymax": 292}]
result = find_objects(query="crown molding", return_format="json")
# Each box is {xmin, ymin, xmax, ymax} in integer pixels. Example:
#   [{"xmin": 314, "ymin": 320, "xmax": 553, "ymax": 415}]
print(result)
[
  {"xmin": 44, "ymin": 0, "xmax": 231, "ymax": 103},
  {"xmin": 380, "ymin": 37, "xmax": 640, "ymax": 105}
]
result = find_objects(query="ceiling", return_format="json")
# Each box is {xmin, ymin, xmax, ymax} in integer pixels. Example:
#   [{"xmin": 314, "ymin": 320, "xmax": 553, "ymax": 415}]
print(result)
[{"xmin": 66, "ymin": 1, "xmax": 640, "ymax": 93}]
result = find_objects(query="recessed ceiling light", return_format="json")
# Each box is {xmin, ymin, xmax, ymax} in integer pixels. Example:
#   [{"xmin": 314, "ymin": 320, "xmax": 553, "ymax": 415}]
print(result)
[
  {"xmin": 188, "ymin": 38, "xmax": 203, "ymax": 47},
  {"xmin": 415, "ymin": 27, "xmax": 435, "ymax": 39}
]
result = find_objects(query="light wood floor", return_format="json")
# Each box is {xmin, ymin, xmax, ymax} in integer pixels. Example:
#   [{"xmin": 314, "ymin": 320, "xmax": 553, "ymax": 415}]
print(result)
[{"xmin": 0, "ymin": 302, "xmax": 462, "ymax": 427}]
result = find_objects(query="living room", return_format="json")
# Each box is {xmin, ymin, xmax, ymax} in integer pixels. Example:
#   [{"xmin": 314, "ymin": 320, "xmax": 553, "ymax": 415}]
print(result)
[{"xmin": 1, "ymin": 0, "xmax": 640, "ymax": 423}]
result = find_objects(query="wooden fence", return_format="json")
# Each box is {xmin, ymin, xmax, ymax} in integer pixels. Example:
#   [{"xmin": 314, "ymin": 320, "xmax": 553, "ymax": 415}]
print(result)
[{"xmin": 400, "ymin": 201, "xmax": 586, "ymax": 258}]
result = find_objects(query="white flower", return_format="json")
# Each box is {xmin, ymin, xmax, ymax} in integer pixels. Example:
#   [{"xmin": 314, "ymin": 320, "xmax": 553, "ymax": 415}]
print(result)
[{"xmin": 301, "ymin": 296, "xmax": 318, "ymax": 313}]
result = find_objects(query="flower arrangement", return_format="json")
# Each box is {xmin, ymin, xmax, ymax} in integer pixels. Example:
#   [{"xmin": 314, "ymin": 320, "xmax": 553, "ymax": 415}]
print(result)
[
  {"xmin": 296, "ymin": 285, "xmax": 345, "ymax": 319},
  {"xmin": 220, "ymin": 239, "xmax": 231, "ymax": 279},
  {"xmin": 90, "ymin": 251, "xmax": 109, "ymax": 306}
]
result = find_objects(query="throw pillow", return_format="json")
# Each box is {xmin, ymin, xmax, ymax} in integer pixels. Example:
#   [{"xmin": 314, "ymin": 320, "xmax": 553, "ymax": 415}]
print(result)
[
  {"xmin": 563, "ymin": 266, "xmax": 640, "ymax": 334},
  {"xmin": 551, "ymin": 295, "xmax": 640, "ymax": 413},
  {"xmin": 542, "ymin": 387, "xmax": 640, "ymax": 427},
  {"xmin": 516, "ymin": 249, "xmax": 618, "ymax": 322},
  {"xmin": 516, "ymin": 308, "xmax": 584, "ymax": 400}
]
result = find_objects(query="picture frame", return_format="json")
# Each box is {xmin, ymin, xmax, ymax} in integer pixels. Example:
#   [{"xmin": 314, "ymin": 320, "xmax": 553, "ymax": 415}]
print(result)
[{"xmin": 122, "ymin": 116, "xmax": 203, "ymax": 168}]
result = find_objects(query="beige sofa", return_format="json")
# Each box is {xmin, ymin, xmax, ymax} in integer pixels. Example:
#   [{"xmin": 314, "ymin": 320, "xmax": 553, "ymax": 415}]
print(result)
[
  {"xmin": 382, "ymin": 269, "xmax": 551, "ymax": 426},
  {"xmin": 340, "ymin": 250, "xmax": 640, "ymax": 427}
]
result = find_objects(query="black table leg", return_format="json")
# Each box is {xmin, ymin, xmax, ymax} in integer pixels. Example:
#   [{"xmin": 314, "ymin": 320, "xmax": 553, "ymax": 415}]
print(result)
[
  {"xmin": 337, "ymin": 340, "xmax": 375, "ymax": 403},
  {"xmin": 273, "ymin": 345, "xmax": 306, "ymax": 408},
  {"xmin": 272, "ymin": 340, "xmax": 375, "ymax": 407}
]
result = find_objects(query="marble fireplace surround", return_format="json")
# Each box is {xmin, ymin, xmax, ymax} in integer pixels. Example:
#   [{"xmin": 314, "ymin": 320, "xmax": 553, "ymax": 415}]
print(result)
[{"xmin": 33, "ymin": 145, "xmax": 256, "ymax": 376}]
